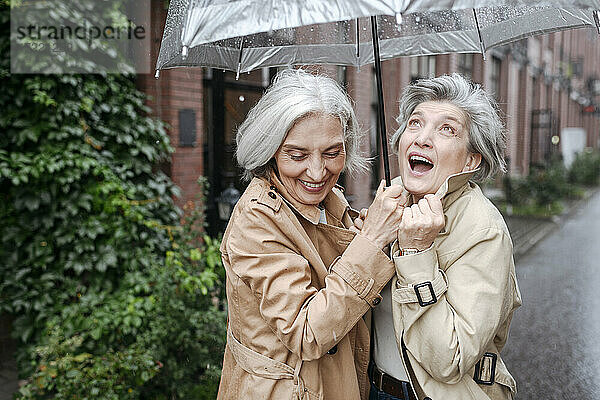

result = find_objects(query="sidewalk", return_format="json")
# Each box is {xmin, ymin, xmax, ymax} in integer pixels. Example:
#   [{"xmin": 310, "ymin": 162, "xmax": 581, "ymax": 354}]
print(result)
[
  {"xmin": 504, "ymin": 215, "xmax": 558, "ymax": 260},
  {"xmin": 502, "ymin": 188, "xmax": 599, "ymax": 261}
]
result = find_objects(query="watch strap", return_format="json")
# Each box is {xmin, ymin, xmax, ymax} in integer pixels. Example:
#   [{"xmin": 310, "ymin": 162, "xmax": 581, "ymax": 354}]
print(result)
[{"xmin": 399, "ymin": 247, "xmax": 420, "ymax": 256}]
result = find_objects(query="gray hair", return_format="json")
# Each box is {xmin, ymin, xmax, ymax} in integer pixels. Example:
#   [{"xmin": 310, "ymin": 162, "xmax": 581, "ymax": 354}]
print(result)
[
  {"xmin": 390, "ymin": 73, "xmax": 506, "ymax": 182},
  {"xmin": 236, "ymin": 68, "xmax": 369, "ymax": 181}
]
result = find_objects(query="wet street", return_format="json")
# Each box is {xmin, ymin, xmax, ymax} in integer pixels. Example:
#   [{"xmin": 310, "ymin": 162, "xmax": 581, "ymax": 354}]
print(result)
[{"xmin": 502, "ymin": 189, "xmax": 600, "ymax": 399}]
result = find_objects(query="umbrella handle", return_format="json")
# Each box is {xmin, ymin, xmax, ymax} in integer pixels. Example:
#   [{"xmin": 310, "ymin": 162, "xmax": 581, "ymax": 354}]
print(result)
[{"xmin": 370, "ymin": 16, "xmax": 392, "ymax": 187}]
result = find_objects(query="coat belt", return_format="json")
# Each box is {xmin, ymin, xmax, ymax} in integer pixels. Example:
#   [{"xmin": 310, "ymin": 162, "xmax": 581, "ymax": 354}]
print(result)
[{"xmin": 227, "ymin": 328, "xmax": 308, "ymax": 400}]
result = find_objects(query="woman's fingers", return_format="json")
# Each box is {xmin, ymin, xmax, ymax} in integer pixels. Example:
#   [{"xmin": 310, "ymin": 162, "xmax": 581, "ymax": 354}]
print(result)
[
  {"xmin": 375, "ymin": 180, "xmax": 404, "ymax": 201},
  {"xmin": 349, "ymin": 208, "xmax": 367, "ymax": 233},
  {"xmin": 422, "ymin": 195, "xmax": 445, "ymax": 231},
  {"xmin": 360, "ymin": 183, "xmax": 406, "ymax": 249},
  {"xmin": 353, "ymin": 216, "xmax": 364, "ymax": 230},
  {"xmin": 412, "ymin": 202, "xmax": 424, "ymax": 217},
  {"xmin": 402, "ymin": 204, "xmax": 413, "ymax": 222},
  {"xmin": 416, "ymin": 198, "xmax": 430, "ymax": 214},
  {"xmin": 424, "ymin": 193, "xmax": 444, "ymax": 216},
  {"xmin": 359, "ymin": 208, "xmax": 368, "ymax": 220},
  {"xmin": 375, "ymin": 179, "xmax": 385, "ymax": 196},
  {"xmin": 382, "ymin": 184, "xmax": 404, "ymax": 199},
  {"xmin": 397, "ymin": 195, "xmax": 445, "ymax": 250}
]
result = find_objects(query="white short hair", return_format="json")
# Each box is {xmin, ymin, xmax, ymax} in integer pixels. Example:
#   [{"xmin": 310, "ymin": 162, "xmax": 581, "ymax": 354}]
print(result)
[
  {"xmin": 236, "ymin": 68, "xmax": 369, "ymax": 181},
  {"xmin": 391, "ymin": 73, "xmax": 506, "ymax": 182}
]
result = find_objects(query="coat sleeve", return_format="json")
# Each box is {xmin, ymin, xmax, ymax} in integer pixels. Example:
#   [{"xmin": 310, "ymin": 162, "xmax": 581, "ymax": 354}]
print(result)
[
  {"xmin": 226, "ymin": 202, "xmax": 394, "ymax": 361},
  {"xmin": 391, "ymin": 227, "xmax": 517, "ymax": 384}
]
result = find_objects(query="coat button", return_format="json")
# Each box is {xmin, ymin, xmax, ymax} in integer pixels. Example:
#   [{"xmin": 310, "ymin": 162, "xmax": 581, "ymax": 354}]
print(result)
[
  {"xmin": 327, "ymin": 345, "xmax": 338, "ymax": 355},
  {"xmin": 372, "ymin": 297, "xmax": 381, "ymax": 306},
  {"xmin": 270, "ymin": 185, "xmax": 276, "ymax": 190},
  {"xmin": 268, "ymin": 192, "xmax": 276, "ymax": 199}
]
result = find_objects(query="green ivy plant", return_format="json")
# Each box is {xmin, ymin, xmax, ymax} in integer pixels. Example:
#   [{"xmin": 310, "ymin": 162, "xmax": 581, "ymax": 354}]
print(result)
[
  {"xmin": 500, "ymin": 155, "xmax": 594, "ymax": 217},
  {"xmin": 15, "ymin": 183, "xmax": 226, "ymax": 399},
  {"xmin": 15, "ymin": 326, "xmax": 160, "ymax": 400},
  {"xmin": 1, "ymin": 1, "xmax": 227, "ymax": 398},
  {"xmin": 569, "ymin": 148, "xmax": 600, "ymax": 186}
]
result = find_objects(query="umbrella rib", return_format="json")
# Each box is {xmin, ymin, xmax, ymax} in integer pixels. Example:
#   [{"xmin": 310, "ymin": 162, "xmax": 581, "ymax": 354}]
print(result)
[
  {"xmin": 472, "ymin": 8, "xmax": 486, "ymax": 61},
  {"xmin": 355, "ymin": 18, "xmax": 360, "ymax": 59},
  {"xmin": 236, "ymin": 39, "xmax": 244, "ymax": 80},
  {"xmin": 594, "ymin": 10, "xmax": 600, "ymax": 34},
  {"xmin": 355, "ymin": 18, "xmax": 361, "ymax": 71}
]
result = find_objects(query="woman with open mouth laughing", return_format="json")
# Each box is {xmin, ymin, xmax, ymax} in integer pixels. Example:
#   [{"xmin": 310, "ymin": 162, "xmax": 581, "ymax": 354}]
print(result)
[
  {"xmin": 217, "ymin": 69, "xmax": 407, "ymax": 400},
  {"xmin": 359, "ymin": 74, "xmax": 522, "ymax": 400}
]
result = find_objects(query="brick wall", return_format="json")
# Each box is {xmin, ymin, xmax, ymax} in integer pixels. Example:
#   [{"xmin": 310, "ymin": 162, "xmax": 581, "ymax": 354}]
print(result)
[
  {"xmin": 517, "ymin": 66, "xmax": 533, "ymax": 175},
  {"xmin": 345, "ymin": 65, "xmax": 375, "ymax": 209},
  {"xmin": 137, "ymin": 0, "xmax": 205, "ymax": 209}
]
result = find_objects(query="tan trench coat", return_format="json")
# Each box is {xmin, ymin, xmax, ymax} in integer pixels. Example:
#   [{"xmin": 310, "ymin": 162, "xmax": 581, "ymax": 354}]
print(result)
[
  {"xmin": 390, "ymin": 171, "xmax": 522, "ymax": 400},
  {"xmin": 217, "ymin": 173, "xmax": 395, "ymax": 400}
]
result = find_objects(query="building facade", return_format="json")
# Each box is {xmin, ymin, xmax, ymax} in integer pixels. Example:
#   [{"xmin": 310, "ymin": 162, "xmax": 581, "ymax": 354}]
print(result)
[{"xmin": 141, "ymin": 1, "xmax": 600, "ymax": 232}]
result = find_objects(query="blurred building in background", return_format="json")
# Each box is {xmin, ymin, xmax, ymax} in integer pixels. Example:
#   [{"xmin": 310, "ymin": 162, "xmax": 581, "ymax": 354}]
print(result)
[{"xmin": 138, "ymin": 1, "xmax": 600, "ymax": 233}]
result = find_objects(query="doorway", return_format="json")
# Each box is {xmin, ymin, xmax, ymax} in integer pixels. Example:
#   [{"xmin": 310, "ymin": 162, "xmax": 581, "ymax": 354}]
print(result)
[{"xmin": 203, "ymin": 68, "xmax": 274, "ymax": 234}]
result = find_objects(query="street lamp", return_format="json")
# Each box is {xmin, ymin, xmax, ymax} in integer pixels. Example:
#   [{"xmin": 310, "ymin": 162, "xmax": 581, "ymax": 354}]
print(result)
[{"xmin": 216, "ymin": 184, "xmax": 241, "ymax": 221}]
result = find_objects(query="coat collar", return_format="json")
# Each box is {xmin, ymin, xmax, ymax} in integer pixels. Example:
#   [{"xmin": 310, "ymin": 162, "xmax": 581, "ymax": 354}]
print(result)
[
  {"xmin": 269, "ymin": 171, "xmax": 348, "ymax": 225},
  {"xmin": 391, "ymin": 169, "xmax": 478, "ymax": 209}
]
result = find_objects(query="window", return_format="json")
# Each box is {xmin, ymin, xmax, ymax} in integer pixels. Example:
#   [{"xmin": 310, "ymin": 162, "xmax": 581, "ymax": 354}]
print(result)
[
  {"xmin": 410, "ymin": 56, "xmax": 436, "ymax": 82},
  {"xmin": 458, "ymin": 54, "xmax": 473, "ymax": 77},
  {"xmin": 490, "ymin": 56, "xmax": 501, "ymax": 99}
]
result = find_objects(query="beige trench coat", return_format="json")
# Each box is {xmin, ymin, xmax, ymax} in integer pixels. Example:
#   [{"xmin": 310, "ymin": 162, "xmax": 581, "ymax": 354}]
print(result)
[
  {"xmin": 217, "ymin": 173, "xmax": 395, "ymax": 400},
  {"xmin": 390, "ymin": 170, "xmax": 522, "ymax": 400}
]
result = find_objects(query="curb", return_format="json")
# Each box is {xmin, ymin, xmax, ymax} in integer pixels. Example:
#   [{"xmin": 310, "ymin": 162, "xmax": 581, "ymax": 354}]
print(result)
[{"xmin": 505, "ymin": 187, "xmax": 599, "ymax": 261}]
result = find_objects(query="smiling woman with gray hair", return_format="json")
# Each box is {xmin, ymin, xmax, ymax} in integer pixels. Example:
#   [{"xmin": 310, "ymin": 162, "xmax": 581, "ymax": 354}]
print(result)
[
  {"xmin": 236, "ymin": 69, "xmax": 368, "ymax": 181},
  {"xmin": 217, "ymin": 69, "xmax": 407, "ymax": 400},
  {"xmin": 356, "ymin": 74, "xmax": 522, "ymax": 400}
]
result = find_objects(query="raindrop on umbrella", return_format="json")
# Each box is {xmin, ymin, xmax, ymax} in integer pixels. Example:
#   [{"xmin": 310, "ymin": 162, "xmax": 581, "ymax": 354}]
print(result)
[{"xmin": 396, "ymin": 12, "xmax": 403, "ymax": 32}]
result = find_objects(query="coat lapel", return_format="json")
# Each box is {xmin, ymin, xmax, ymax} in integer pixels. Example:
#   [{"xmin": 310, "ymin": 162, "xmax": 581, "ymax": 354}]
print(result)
[{"xmin": 267, "ymin": 173, "xmax": 357, "ymax": 287}]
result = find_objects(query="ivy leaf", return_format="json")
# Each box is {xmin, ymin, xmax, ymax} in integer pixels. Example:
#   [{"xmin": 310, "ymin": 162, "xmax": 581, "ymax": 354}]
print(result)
[
  {"xmin": 73, "ymin": 262, "xmax": 87, "ymax": 274},
  {"xmin": 95, "ymin": 261, "xmax": 107, "ymax": 273},
  {"xmin": 23, "ymin": 196, "xmax": 40, "ymax": 211},
  {"xmin": 66, "ymin": 369, "xmax": 80, "ymax": 378},
  {"xmin": 73, "ymin": 353, "xmax": 91, "ymax": 362},
  {"xmin": 189, "ymin": 248, "xmax": 202, "ymax": 261},
  {"xmin": 90, "ymin": 327, "xmax": 102, "ymax": 340}
]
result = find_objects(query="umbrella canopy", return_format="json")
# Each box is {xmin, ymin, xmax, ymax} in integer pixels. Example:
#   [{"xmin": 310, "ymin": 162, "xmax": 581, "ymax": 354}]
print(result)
[
  {"xmin": 156, "ymin": 1, "xmax": 600, "ymax": 73},
  {"xmin": 155, "ymin": 0, "xmax": 600, "ymax": 184}
]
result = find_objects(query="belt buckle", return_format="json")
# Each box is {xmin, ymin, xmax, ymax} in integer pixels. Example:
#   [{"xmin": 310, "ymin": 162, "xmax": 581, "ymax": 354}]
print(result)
[
  {"xmin": 377, "ymin": 369, "xmax": 384, "ymax": 391},
  {"xmin": 414, "ymin": 281, "xmax": 436, "ymax": 307},
  {"xmin": 474, "ymin": 352, "xmax": 497, "ymax": 385},
  {"xmin": 369, "ymin": 364, "xmax": 384, "ymax": 391},
  {"xmin": 374, "ymin": 366, "xmax": 384, "ymax": 390}
]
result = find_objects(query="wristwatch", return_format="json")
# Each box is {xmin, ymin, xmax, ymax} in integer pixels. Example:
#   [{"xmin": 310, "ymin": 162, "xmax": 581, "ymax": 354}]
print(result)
[{"xmin": 400, "ymin": 247, "xmax": 420, "ymax": 256}]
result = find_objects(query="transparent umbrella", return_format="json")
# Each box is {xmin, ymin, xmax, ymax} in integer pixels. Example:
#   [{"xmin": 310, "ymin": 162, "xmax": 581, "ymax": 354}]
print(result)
[{"xmin": 155, "ymin": 0, "xmax": 600, "ymax": 184}]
